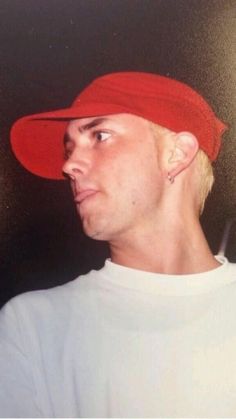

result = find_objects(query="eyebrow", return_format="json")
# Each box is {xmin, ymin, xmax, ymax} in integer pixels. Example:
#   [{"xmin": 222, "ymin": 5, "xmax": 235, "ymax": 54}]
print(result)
[
  {"xmin": 63, "ymin": 117, "xmax": 108, "ymax": 145},
  {"xmin": 78, "ymin": 117, "xmax": 108, "ymax": 133}
]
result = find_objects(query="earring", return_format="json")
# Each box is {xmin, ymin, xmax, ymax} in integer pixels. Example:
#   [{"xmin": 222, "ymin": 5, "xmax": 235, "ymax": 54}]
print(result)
[{"xmin": 167, "ymin": 172, "xmax": 174, "ymax": 184}]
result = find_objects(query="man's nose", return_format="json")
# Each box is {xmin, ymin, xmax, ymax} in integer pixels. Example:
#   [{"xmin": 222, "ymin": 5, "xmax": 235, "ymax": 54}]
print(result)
[{"xmin": 62, "ymin": 149, "xmax": 92, "ymax": 179}]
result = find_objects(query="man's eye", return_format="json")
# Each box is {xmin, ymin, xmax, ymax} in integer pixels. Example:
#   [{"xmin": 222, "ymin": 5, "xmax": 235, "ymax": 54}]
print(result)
[{"xmin": 94, "ymin": 131, "xmax": 111, "ymax": 142}]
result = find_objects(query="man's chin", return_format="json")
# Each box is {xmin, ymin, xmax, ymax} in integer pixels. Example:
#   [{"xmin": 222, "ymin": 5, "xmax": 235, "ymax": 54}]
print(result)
[
  {"xmin": 78, "ymin": 207, "xmax": 115, "ymax": 241},
  {"xmin": 81, "ymin": 219, "xmax": 108, "ymax": 241},
  {"xmin": 84, "ymin": 228, "xmax": 108, "ymax": 241}
]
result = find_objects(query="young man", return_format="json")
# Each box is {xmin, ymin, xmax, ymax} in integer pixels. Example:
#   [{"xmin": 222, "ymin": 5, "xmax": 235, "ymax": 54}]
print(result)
[{"xmin": 1, "ymin": 72, "xmax": 236, "ymax": 417}]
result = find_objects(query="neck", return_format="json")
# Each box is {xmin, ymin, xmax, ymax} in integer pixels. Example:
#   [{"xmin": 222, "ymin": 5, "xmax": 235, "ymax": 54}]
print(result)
[{"xmin": 109, "ymin": 215, "xmax": 219, "ymax": 275}]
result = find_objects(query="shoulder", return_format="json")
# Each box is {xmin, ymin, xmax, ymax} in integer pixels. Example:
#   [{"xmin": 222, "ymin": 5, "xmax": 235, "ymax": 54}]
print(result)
[{"xmin": 0, "ymin": 268, "xmax": 104, "ymax": 328}]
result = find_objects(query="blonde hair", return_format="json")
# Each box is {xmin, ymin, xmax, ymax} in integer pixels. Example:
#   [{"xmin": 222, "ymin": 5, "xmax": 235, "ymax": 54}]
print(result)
[
  {"xmin": 194, "ymin": 148, "xmax": 214, "ymax": 214},
  {"xmin": 149, "ymin": 122, "xmax": 214, "ymax": 214}
]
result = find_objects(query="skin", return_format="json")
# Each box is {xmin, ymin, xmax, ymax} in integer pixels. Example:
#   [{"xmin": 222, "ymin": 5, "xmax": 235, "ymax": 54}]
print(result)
[{"xmin": 63, "ymin": 113, "xmax": 219, "ymax": 275}]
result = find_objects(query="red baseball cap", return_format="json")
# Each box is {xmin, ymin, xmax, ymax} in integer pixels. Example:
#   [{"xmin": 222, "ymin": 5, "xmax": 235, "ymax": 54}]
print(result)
[{"xmin": 10, "ymin": 72, "xmax": 227, "ymax": 180}]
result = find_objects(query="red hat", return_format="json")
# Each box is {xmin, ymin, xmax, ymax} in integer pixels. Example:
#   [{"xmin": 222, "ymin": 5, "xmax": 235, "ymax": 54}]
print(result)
[{"xmin": 10, "ymin": 72, "xmax": 227, "ymax": 180}]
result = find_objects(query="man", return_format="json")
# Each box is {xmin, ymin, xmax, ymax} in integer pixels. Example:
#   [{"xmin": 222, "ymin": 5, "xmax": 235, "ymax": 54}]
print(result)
[{"xmin": 1, "ymin": 72, "xmax": 236, "ymax": 417}]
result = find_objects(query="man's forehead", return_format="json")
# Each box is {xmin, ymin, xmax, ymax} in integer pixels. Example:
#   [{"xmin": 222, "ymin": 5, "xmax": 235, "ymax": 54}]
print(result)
[
  {"xmin": 66, "ymin": 116, "xmax": 110, "ymax": 131},
  {"xmin": 65, "ymin": 113, "xmax": 147, "ymax": 133}
]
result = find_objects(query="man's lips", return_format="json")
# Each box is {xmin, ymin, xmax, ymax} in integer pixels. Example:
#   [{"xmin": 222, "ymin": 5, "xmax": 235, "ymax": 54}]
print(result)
[{"xmin": 74, "ymin": 189, "xmax": 98, "ymax": 204}]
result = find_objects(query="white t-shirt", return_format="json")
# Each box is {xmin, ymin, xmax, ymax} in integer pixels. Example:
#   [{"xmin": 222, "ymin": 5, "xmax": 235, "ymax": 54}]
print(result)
[{"xmin": 1, "ymin": 256, "xmax": 236, "ymax": 417}]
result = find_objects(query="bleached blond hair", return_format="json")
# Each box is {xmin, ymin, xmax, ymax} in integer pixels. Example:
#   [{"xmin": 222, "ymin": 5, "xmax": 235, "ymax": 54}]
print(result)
[{"xmin": 149, "ymin": 122, "xmax": 214, "ymax": 214}]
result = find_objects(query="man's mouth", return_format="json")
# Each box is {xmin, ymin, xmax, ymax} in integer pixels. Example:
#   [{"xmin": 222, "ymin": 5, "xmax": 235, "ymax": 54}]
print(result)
[{"xmin": 74, "ymin": 189, "xmax": 98, "ymax": 204}]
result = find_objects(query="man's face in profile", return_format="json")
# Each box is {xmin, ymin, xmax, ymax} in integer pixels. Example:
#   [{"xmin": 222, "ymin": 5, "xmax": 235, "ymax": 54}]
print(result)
[{"xmin": 63, "ymin": 113, "xmax": 165, "ymax": 244}]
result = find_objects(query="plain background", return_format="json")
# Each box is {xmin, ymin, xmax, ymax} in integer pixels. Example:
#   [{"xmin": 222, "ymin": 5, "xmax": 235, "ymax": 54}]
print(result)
[{"xmin": 0, "ymin": 0, "xmax": 235, "ymax": 306}]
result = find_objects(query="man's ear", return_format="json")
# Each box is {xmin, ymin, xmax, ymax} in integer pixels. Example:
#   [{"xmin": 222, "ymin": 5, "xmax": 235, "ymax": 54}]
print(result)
[{"xmin": 167, "ymin": 131, "xmax": 199, "ymax": 178}]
